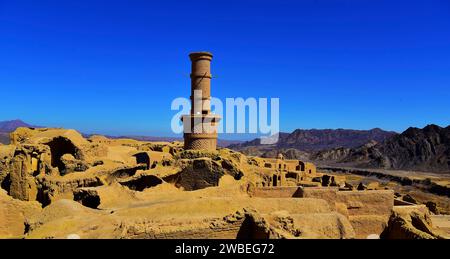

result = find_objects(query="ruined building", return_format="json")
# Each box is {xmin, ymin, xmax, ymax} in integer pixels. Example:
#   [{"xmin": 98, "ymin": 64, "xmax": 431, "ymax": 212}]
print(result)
[
  {"xmin": 182, "ymin": 52, "xmax": 221, "ymax": 151},
  {"xmin": 0, "ymin": 52, "xmax": 446, "ymax": 239}
]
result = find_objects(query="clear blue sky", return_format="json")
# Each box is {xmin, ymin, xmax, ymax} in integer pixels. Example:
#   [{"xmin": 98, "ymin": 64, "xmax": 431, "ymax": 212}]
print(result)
[{"xmin": 1, "ymin": 0, "xmax": 449, "ymax": 139}]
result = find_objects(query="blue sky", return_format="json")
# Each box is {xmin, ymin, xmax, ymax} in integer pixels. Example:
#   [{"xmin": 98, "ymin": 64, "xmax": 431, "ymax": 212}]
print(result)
[{"xmin": 1, "ymin": 0, "xmax": 449, "ymax": 139}]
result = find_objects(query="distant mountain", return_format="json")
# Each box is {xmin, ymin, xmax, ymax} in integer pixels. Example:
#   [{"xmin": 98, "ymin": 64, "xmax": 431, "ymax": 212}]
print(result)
[
  {"xmin": 0, "ymin": 119, "xmax": 36, "ymax": 132},
  {"xmin": 228, "ymin": 128, "xmax": 397, "ymax": 152},
  {"xmin": 312, "ymin": 124, "xmax": 450, "ymax": 173}
]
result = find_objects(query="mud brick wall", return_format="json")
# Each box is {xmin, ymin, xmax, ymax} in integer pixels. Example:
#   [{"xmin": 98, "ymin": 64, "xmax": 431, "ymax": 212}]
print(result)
[
  {"xmin": 336, "ymin": 190, "xmax": 394, "ymax": 216},
  {"xmin": 298, "ymin": 187, "xmax": 338, "ymax": 207},
  {"xmin": 337, "ymin": 190, "xmax": 394, "ymax": 238},
  {"xmin": 121, "ymin": 218, "xmax": 245, "ymax": 239},
  {"xmin": 250, "ymin": 187, "xmax": 301, "ymax": 198}
]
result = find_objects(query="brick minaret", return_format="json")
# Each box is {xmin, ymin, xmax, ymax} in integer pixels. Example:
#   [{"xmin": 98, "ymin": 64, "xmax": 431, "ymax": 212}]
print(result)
[{"xmin": 181, "ymin": 52, "xmax": 221, "ymax": 150}]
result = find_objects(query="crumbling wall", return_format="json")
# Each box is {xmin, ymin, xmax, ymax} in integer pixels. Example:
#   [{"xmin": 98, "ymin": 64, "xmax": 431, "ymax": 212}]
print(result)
[
  {"xmin": 336, "ymin": 190, "xmax": 394, "ymax": 216},
  {"xmin": 336, "ymin": 190, "xmax": 394, "ymax": 238},
  {"xmin": 118, "ymin": 208, "xmax": 356, "ymax": 239},
  {"xmin": 0, "ymin": 145, "xmax": 15, "ymax": 193},
  {"xmin": 8, "ymin": 145, "xmax": 52, "ymax": 201},
  {"xmin": 10, "ymin": 152, "xmax": 36, "ymax": 201},
  {"xmin": 381, "ymin": 205, "xmax": 441, "ymax": 239},
  {"xmin": 44, "ymin": 137, "xmax": 86, "ymax": 175},
  {"xmin": 299, "ymin": 187, "xmax": 339, "ymax": 206},
  {"xmin": 0, "ymin": 189, "xmax": 41, "ymax": 238},
  {"xmin": 119, "ymin": 213, "xmax": 247, "ymax": 239},
  {"xmin": 247, "ymin": 187, "xmax": 396, "ymax": 238},
  {"xmin": 164, "ymin": 156, "xmax": 243, "ymax": 191}
]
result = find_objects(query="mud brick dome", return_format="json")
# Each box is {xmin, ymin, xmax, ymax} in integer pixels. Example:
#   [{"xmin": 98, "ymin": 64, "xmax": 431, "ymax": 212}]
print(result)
[{"xmin": 182, "ymin": 52, "xmax": 221, "ymax": 150}]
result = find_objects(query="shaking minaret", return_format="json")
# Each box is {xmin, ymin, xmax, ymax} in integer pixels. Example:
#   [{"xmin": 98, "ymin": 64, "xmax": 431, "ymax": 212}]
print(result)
[{"xmin": 181, "ymin": 52, "xmax": 221, "ymax": 150}]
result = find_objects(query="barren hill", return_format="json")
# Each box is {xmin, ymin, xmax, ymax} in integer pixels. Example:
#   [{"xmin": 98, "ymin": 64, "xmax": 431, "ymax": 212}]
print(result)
[
  {"xmin": 229, "ymin": 128, "xmax": 396, "ymax": 152},
  {"xmin": 313, "ymin": 124, "xmax": 450, "ymax": 173},
  {"xmin": 228, "ymin": 128, "xmax": 397, "ymax": 159}
]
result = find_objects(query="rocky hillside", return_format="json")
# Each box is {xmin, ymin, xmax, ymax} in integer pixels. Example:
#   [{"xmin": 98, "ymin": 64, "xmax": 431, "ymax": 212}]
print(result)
[
  {"xmin": 229, "ymin": 128, "xmax": 397, "ymax": 154},
  {"xmin": 313, "ymin": 124, "xmax": 450, "ymax": 173}
]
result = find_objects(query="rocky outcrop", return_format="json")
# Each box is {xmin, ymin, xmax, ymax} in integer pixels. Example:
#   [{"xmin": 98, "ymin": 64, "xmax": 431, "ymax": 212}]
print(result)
[
  {"xmin": 312, "ymin": 140, "xmax": 379, "ymax": 163},
  {"xmin": 374, "ymin": 125, "xmax": 450, "ymax": 172}
]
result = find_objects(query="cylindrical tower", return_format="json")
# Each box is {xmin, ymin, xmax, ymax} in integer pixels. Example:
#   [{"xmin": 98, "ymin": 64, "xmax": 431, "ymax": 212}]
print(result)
[
  {"xmin": 190, "ymin": 52, "xmax": 212, "ymax": 114},
  {"xmin": 182, "ymin": 52, "xmax": 221, "ymax": 151}
]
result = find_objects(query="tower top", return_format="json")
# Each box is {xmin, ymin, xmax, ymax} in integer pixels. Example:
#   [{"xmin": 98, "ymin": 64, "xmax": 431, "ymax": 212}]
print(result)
[{"xmin": 189, "ymin": 51, "xmax": 213, "ymax": 61}]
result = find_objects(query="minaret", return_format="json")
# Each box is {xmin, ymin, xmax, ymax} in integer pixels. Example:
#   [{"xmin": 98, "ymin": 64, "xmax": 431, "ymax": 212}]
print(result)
[{"xmin": 181, "ymin": 52, "xmax": 221, "ymax": 150}]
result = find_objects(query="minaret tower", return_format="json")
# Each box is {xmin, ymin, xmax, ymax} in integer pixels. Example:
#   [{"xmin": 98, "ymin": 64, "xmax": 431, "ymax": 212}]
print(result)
[{"xmin": 181, "ymin": 52, "xmax": 221, "ymax": 150}]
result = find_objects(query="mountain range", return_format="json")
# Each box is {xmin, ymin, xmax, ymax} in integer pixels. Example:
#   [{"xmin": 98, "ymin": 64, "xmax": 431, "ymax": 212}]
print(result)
[
  {"xmin": 228, "ymin": 128, "xmax": 397, "ymax": 152},
  {"xmin": 230, "ymin": 125, "xmax": 450, "ymax": 173},
  {"xmin": 313, "ymin": 124, "xmax": 450, "ymax": 173}
]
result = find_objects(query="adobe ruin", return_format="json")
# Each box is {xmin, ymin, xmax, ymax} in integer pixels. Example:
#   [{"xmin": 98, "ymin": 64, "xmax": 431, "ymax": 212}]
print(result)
[{"xmin": 0, "ymin": 52, "xmax": 448, "ymax": 239}]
